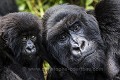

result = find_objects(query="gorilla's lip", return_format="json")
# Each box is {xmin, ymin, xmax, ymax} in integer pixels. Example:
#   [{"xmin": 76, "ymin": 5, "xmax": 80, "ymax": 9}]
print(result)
[
  {"xmin": 72, "ymin": 50, "xmax": 81, "ymax": 57},
  {"xmin": 68, "ymin": 50, "xmax": 95, "ymax": 68},
  {"xmin": 78, "ymin": 50, "xmax": 96, "ymax": 63},
  {"xmin": 25, "ymin": 48, "xmax": 36, "ymax": 54},
  {"xmin": 23, "ymin": 50, "xmax": 37, "ymax": 57},
  {"xmin": 71, "ymin": 50, "xmax": 95, "ymax": 61}
]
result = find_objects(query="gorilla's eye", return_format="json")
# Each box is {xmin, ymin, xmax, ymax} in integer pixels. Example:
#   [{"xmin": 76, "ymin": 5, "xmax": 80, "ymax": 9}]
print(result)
[
  {"xmin": 69, "ymin": 23, "xmax": 81, "ymax": 32},
  {"xmin": 31, "ymin": 35, "xmax": 36, "ymax": 40},
  {"xmin": 22, "ymin": 37, "xmax": 27, "ymax": 41},
  {"xmin": 59, "ymin": 33, "xmax": 68, "ymax": 41},
  {"xmin": 31, "ymin": 36, "xmax": 36, "ymax": 39}
]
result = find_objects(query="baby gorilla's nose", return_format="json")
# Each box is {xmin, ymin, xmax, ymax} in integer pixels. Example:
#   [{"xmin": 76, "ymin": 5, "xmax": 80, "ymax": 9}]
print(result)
[{"xmin": 25, "ymin": 40, "xmax": 36, "ymax": 54}]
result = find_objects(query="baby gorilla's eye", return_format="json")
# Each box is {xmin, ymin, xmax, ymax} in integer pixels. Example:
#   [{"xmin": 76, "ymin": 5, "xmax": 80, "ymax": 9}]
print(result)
[
  {"xmin": 31, "ymin": 35, "xmax": 36, "ymax": 41},
  {"xmin": 31, "ymin": 36, "xmax": 35, "ymax": 39},
  {"xmin": 22, "ymin": 37, "xmax": 27, "ymax": 41}
]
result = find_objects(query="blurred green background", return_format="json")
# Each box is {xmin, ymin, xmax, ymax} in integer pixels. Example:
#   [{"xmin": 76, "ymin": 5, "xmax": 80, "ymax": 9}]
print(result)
[
  {"xmin": 16, "ymin": 0, "xmax": 100, "ymax": 78},
  {"xmin": 16, "ymin": 0, "xmax": 100, "ymax": 17}
]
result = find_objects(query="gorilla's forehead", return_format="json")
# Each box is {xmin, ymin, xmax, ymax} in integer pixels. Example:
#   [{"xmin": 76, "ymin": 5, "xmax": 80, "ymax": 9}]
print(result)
[
  {"xmin": 45, "ymin": 5, "xmax": 100, "ymax": 40},
  {"xmin": 0, "ymin": 12, "xmax": 42, "ymax": 35},
  {"xmin": 46, "ymin": 14, "xmax": 80, "ymax": 40},
  {"xmin": 47, "ymin": 11, "xmax": 82, "ymax": 29}
]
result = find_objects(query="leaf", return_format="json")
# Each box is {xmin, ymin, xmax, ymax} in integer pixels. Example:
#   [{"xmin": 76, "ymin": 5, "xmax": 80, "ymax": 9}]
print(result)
[
  {"xmin": 86, "ymin": 0, "xmax": 93, "ymax": 6},
  {"xmin": 19, "ymin": 4, "xmax": 25, "ymax": 11},
  {"xmin": 86, "ymin": 6, "xmax": 94, "ymax": 10}
]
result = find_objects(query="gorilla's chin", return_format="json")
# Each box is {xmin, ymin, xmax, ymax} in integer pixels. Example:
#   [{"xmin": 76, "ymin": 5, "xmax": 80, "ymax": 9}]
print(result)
[{"xmin": 66, "ymin": 50, "xmax": 96, "ymax": 68}]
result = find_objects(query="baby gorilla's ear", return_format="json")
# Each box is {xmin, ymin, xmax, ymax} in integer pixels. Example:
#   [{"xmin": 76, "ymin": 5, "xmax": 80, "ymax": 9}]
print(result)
[{"xmin": 1, "ymin": 30, "xmax": 10, "ymax": 44}]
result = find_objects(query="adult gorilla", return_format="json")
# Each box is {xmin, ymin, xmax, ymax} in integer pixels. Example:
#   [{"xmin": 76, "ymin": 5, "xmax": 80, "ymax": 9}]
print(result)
[
  {"xmin": 0, "ymin": 0, "xmax": 18, "ymax": 16},
  {"xmin": 42, "ymin": 4, "xmax": 107, "ymax": 80},
  {"xmin": 0, "ymin": 12, "xmax": 45, "ymax": 80},
  {"xmin": 95, "ymin": 0, "xmax": 120, "ymax": 79}
]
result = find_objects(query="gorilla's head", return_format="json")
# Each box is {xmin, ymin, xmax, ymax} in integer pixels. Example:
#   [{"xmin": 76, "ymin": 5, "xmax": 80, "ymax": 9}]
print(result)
[
  {"xmin": 0, "ymin": 12, "xmax": 43, "ymax": 61},
  {"xmin": 43, "ymin": 4, "xmax": 105, "ymax": 70}
]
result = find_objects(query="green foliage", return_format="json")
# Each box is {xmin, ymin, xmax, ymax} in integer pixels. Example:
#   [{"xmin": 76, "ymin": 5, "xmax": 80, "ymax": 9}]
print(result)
[
  {"xmin": 86, "ymin": 0, "xmax": 94, "ymax": 10},
  {"xmin": 16, "ymin": 0, "xmax": 100, "ymax": 17}
]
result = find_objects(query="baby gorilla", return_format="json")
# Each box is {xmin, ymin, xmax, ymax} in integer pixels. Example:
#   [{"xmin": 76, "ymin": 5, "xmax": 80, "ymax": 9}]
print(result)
[
  {"xmin": 43, "ymin": 4, "xmax": 107, "ymax": 80},
  {"xmin": 0, "ymin": 12, "xmax": 44, "ymax": 80}
]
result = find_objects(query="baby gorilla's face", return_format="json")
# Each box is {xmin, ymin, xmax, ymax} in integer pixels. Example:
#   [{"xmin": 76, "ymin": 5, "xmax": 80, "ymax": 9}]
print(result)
[
  {"xmin": 21, "ymin": 35, "xmax": 37, "ymax": 56},
  {"xmin": 0, "ymin": 12, "xmax": 43, "ymax": 64},
  {"xmin": 16, "ymin": 30, "xmax": 40, "ymax": 60}
]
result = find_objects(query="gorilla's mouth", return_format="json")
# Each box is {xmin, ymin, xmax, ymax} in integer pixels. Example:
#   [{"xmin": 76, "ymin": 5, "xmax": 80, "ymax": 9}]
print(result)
[
  {"xmin": 71, "ymin": 41, "xmax": 96, "ymax": 58},
  {"xmin": 25, "ymin": 47, "xmax": 36, "ymax": 54},
  {"xmin": 72, "ymin": 47, "xmax": 81, "ymax": 58},
  {"xmin": 67, "ymin": 51, "xmax": 95, "ymax": 68},
  {"xmin": 22, "ymin": 47, "xmax": 37, "ymax": 58},
  {"xmin": 70, "ymin": 50, "xmax": 95, "ymax": 63},
  {"xmin": 80, "ymin": 51, "xmax": 94, "ymax": 62}
]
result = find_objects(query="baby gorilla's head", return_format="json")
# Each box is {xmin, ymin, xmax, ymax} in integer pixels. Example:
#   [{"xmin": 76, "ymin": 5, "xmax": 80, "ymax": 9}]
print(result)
[{"xmin": 0, "ymin": 12, "xmax": 43, "ymax": 61}]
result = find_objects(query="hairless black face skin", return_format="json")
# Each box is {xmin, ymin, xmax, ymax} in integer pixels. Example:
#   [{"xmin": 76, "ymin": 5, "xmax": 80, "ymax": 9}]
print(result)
[{"xmin": 43, "ymin": 4, "xmax": 107, "ymax": 80}]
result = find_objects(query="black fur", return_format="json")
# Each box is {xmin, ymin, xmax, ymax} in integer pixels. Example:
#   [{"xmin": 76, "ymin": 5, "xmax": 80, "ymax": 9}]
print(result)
[
  {"xmin": 0, "ymin": 0, "xmax": 18, "ymax": 16},
  {"xmin": 0, "ymin": 12, "xmax": 44, "ymax": 80},
  {"xmin": 95, "ymin": 0, "xmax": 120, "ymax": 79},
  {"xmin": 43, "ymin": 4, "xmax": 107, "ymax": 80}
]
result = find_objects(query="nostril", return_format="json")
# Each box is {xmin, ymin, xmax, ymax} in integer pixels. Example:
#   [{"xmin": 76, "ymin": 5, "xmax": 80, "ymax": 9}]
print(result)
[
  {"xmin": 26, "ymin": 47, "xmax": 32, "ymax": 51},
  {"xmin": 80, "ymin": 41, "xmax": 85, "ymax": 49},
  {"xmin": 73, "ymin": 47, "xmax": 80, "ymax": 51},
  {"xmin": 32, "ymin": 46, "xmax": 35, "ymax": 48}
]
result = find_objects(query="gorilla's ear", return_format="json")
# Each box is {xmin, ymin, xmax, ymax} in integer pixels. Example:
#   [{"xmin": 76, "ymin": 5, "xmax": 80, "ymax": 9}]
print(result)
[
  {"xmin": 1, "ymin": 32, "xmax": 8, "ymax": 41},
  {"xmin": 1, "ymin": 29, "xmax": 11, "ymax": 44}
]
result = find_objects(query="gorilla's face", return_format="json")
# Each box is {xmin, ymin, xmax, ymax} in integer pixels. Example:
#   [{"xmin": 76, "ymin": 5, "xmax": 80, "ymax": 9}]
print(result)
[
  {"xmin": 2, "ymin": 20, "xmax": 42, "ymax": 61},
  {"xmin": 4, "ymin": 27, "xmax": 41, "ymax": 60},
  {"xmin": 0, "ymin": 12, "xmax": 43, "ymax": 66},
  {"xmin": 20, "ymin": 32, "xmax": 38, "ymax": 57},
  {"xmin": 46, "ymin": 13, "xmax": 105, "ymax": 68}
]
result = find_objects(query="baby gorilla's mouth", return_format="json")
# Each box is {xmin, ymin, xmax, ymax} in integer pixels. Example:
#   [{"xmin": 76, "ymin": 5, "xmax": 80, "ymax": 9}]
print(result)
[{"xmin": 25, "ymin": 47, "xmax": 36, "ymax": 54}]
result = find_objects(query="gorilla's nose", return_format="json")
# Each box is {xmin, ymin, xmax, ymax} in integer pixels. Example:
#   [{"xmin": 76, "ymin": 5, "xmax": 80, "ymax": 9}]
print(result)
[
  {"xmin": 71, "ymin": 37, "xmax": 88, "ymax": 56},
  {"xmin": 78, "ymin": 38, "xmax": 89, "ymax": 53},
  {"xmin": 25, "ymin": 40, "xmax": 36, "ymax": 54},
  {"xmin": 80, "ymin": 41, "xmax": 85, "ymax": 50}
]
